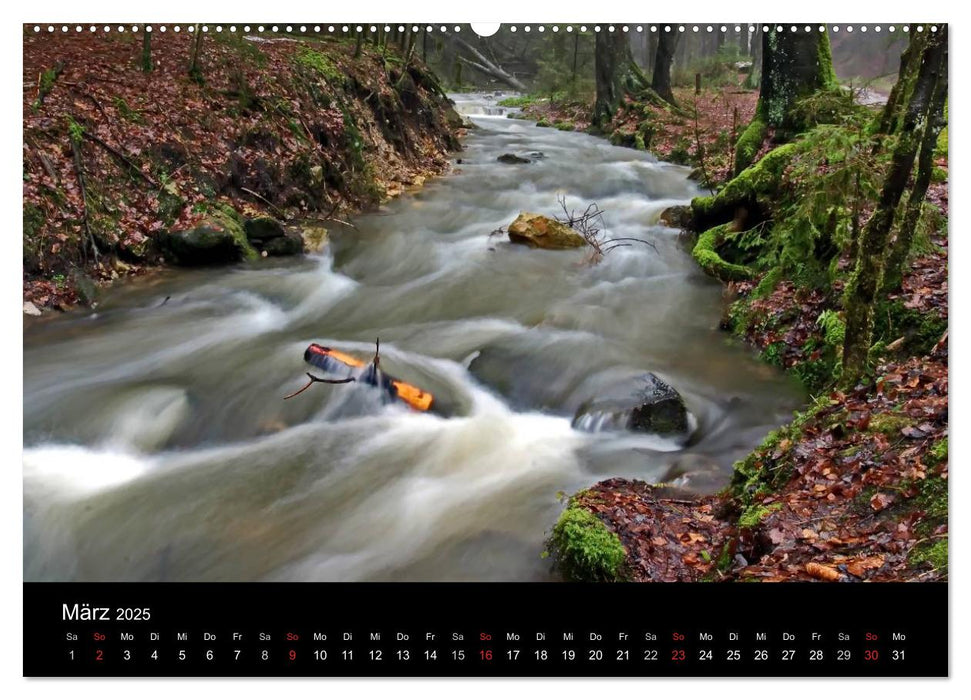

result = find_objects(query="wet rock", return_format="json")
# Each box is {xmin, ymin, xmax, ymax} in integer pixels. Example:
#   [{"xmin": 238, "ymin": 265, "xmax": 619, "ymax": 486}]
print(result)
[
  {"xmin": 244, "ymin": 216, "xmax": 286, "ymax": 242},
  {"xmin": 71, "ymin": 269, "xmax": 99, "ymax": 307},
  {"xmin": 573, "ymin": 373, "xmax": 691, "ymax": 438},
  {"xmin": 23, "ymin": 301, "xmax": 41, "ymax": 316},
  {"xmin": 161, "ymin": 207, "xmax": 257, "ymax": 266},
  {"xmin": 629, "ymin": 374, "xmax": 690, "ymax": 434},
  {"xmin": 262, "ymin": 231, "xmax": 305, "ymax": 257},
  {"xmin": 507, "ymin": 212, "xmax": 586, "ymax": 249},
  {"xmin": 300, "ymin": 224, "xmax": 329, "ymax": 253},
  {"xmin": 658, "ymin": 205, "xmax": 692, "ymax": 230},
  {"xmin": 497, "ymin": 153, "xmax": 532, "ymax": 164}
]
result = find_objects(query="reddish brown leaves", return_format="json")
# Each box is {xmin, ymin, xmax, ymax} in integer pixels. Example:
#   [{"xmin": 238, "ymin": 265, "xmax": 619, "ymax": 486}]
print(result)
[{"xmin": 571, "ymin": 480, "xmax": 734, "ymax": 582}]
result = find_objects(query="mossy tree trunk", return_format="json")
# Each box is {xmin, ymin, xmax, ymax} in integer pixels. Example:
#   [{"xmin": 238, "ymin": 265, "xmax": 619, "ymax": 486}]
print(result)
[
  {"xmin": 877, "ymin": 26, "xmax": 929, "ymax": 138},
  {"xmin": 733, "ymin": 27, "xmax": 837, "ymax": 173},
  {"xmin": 842, "ymin": 26, "xmax": 947, "ymax": 387},
  {"xmin": 594, "ymin": 30, "xmax": 630, "ymax": 128},
  {"xmin": 651, "ymin": 30, "xmax": 679, "ymax": 106},
  {"xmin": 141, "ymin": 27, "xmax": 152, "ymax": 72},
  {"xmin": 881, "ymin": 42, "xmax": 948, "ymax": 295}
]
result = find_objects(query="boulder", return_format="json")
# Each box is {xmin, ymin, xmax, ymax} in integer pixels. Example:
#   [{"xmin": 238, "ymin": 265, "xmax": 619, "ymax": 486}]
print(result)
[
  {"xmin": 658, "ymin": 205, "xmax": 692, "ymax": 230},
  {"xmin": 244, "ymin": 216, "xmax": 286, "ymax": 242},
  {"xmin": 507, "ymin": 212, "xmax": 586, "ymax": 250},
  {"xmin": 300, "ymin": 224, "xmax": 329, "ymax": 253},
  {"xmin": 573, "ymin": 373, "xmax": 691, "ymax": 438},
  {"xmin": 497, "ymin": 153, "xmax": 532, "ymax": 164},
  {"xmin": 23, "ymin": 301, "xmax": 41, "ymax": 316},
  {"xmin": 262, "ymin": 231, "xmax": 305, "ymax": 257},
  {"xmin": 628, "ymin": 374, "xmax": 690, "ymax": 435},
  {"xmin": 161, "ymin": 206, "xmax": 257, "ymax": 266}
]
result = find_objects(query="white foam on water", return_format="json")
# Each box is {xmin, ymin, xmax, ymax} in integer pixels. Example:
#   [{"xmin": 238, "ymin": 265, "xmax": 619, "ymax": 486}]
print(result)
[{"xmin": 24, "ymin": 444, "xmax": 152, "ymax": 499}]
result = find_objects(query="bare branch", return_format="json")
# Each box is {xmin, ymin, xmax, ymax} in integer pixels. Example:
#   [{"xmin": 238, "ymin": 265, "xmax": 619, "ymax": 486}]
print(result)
[{"xmin": 283, "ymin": 372, "xmax": 355, "ymax": 400}]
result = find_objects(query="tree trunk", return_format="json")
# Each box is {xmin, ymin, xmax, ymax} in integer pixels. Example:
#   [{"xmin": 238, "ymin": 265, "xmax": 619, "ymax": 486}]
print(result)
[
  {"xmin": 652, "ymin": 30, "xmax": 679, "ymax": 106},
  {"xmin": 733, "ymin": 27, "xmax": 836, "ymax": 173},
  {"xmin": 449, "ymin": 36, "xmax": 527, "ymax": 92},
  {"xmin": 877, "ymin": 26, "xmax": 930, "ymax": 138},
  {"xmin": 646, "ymin": 29, "xmax": 657, "ymax": 73},
  {"xmin": 188, "ymin": 24, "xmax": 204, "ymax": 81},
  {"xmin": 841, "ymin": 26, "xmax": 947, "ymax": 386},
  {"xmin": 759, "ymin": 28, "xmax": 837, "ymax": 128},
  {"xmin": 142, "ymin": 28, "xmax": 152, "ymax": 72},
  {"xmin": 881, "ymin": 45, "xmax": 948, "ymax": 294},
  {"xmin": 593, "ymin": 30, "xmax": 631, "ymax": 127}
]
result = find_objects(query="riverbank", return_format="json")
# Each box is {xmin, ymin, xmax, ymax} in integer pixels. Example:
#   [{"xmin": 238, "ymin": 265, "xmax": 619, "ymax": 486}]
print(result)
[
  {"xmin": 23, "ymin": 28, "xmax": 461, "ymax": 311},
  {"xmin": 508, "ymin": 85, "xmax": 758, "ymax": 186},
  {"xmin": 546, "ymin": 86, "xmax": 948, "ymax": 582}
]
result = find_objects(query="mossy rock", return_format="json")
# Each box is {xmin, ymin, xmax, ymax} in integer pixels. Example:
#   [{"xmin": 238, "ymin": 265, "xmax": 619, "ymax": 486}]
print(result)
[
  {"xmin": 161, "ymin": 204, "xmax": 257, "ymax": 266},
  {"xmin": 554, "ymin": 121, "xmax": 575, "ymax": 131},
  {"xmin": 261, "ymin": 231, "xmax": 305, "ymax": 257},
  {"xmin": 244, "ymin": 216, "xmax": 287, "ymax": 242},
  {"xmin": 547, "ymin": 504, "xmax": 627, "ymax": 582},
  {"xmin": 692, "ymin": 223, "xmax": 754, "ymax": 282}
]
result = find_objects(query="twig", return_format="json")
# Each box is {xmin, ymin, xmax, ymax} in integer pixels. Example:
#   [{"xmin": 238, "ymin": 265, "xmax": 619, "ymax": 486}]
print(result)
[
  {"xmin": 24, "ymin": 135, "xmax": 59, "ymax": 184},
  {"xmin": 69, "ymin": 136, "xmax": 100, "ymax": 265},
  {"xmin": 283, "ymin": 372, "xmax": 355, "ymax": 400},
  {"xmin": 82, "ymin": 131, "xmax": 158, "ymax": 187},
  {"xmin": 240, "ymin": 186, "xmax": 288, "ymax": 219}
]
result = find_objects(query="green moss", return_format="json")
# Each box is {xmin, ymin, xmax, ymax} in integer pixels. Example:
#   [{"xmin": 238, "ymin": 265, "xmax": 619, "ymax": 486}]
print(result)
[
  {"xmin": 112, "ymin": 96, "xmax": 143, "ymax": 124},
  {"xmin": 209, "ymin": 202, "xmax": 258, "ymax": 261},
  {"xmin": 875, "ymin": 300, "xmax": 947, "ymax": 357},
  {"xmin": 733, "ymin": 117, "xmax": 767, "ymax": 174},
  {"xmin": 692, "ymin": 223, "xmax": 754, "ymax": 282},
  {"xmin": 868, "ymin": 412, "xmax": 910, "ymax": 437},
  {"xmin": 692, "ymin": 143, "xmax": 799, "ymax": 230},
  {"xmin": 908, "ymin": 537, "xmax": 947, "ymax": 572},
  {"xmin": 548, "ymin": 503, "xmax": 627, "ymax": 582},
  {"xmin": 753, "ymin": 267, "xmax": 783, "ymax": 298},
  {"xmin": 929, "ymin": 437, "xmax": 948, "ymax": 466},
  {"xmin": 536, "ymin": 117, "xmax": 552, "ymax": 128},
  {"xmin": 295, "ymin": 46, "xmax": 343, "ymax": 84},
  {"xmin": 554, "ymin": 121, "xmax": 575, "ymax": 131},
  {"xmin": 738, "ymin": 502, "xmax": 782, "ymax": 529},
  {"xmin": 497, "ymin": 95, "xmax": 540, "ymax": 108}
]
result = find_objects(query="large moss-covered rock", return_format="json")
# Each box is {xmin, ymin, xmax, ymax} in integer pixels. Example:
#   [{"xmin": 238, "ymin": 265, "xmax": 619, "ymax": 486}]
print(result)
[
  {"xmin": 507, "ymin": 212, "xmax": 586, "ymax": 249},
  {"xmin": 161, "ymin": 205, "xmax": 257, "ymax": 266},
  {"xmin": 244, "ymin": 216, "xmax": 287, "ymax": 242},
  {"xmin": 547, "ymin": 503, "xmax": 627, "ymax": 582},
  {"xmin": 262, "ymin": 231, "xmax": 305, "ymax": 257}
]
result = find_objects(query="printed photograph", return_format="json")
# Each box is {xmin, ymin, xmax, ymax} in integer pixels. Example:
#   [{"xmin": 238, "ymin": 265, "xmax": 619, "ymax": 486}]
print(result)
[{"xmin": 23, "ymin": 22, "xmax": 948, "ymax": 583}]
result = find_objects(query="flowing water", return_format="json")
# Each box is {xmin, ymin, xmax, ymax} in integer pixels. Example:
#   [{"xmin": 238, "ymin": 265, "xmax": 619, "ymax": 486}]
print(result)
[{"xmin": 23, "ymin": 94, "xmax": 804, "ymax": 582}]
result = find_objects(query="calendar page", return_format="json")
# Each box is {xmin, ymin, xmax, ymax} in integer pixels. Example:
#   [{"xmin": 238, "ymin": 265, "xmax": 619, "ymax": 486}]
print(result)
[{"xmin": 21, "ymin": 11, "xmax": 949, "ymax": 680}]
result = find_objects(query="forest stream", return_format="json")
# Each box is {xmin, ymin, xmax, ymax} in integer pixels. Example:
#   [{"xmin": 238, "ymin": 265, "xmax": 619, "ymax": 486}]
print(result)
[{"xmin": 23, "ymin": 94, "xmax": 805, "ymax": 582}]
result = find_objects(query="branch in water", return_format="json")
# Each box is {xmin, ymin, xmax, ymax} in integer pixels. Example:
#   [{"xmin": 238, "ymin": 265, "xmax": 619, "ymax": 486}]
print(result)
[{"xmin": 283, "ymin": 372, "xmax": 355, "ymax": 400}]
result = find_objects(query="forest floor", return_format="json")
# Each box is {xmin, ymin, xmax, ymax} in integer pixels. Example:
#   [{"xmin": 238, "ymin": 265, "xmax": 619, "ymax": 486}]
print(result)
[
  {"xmin": 23, "ymin": 29, "xmax": 460, "ymax": 310},
  {"xmin": 546, "ymin": 84, "xmax": 949, "ymax": 583}
]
